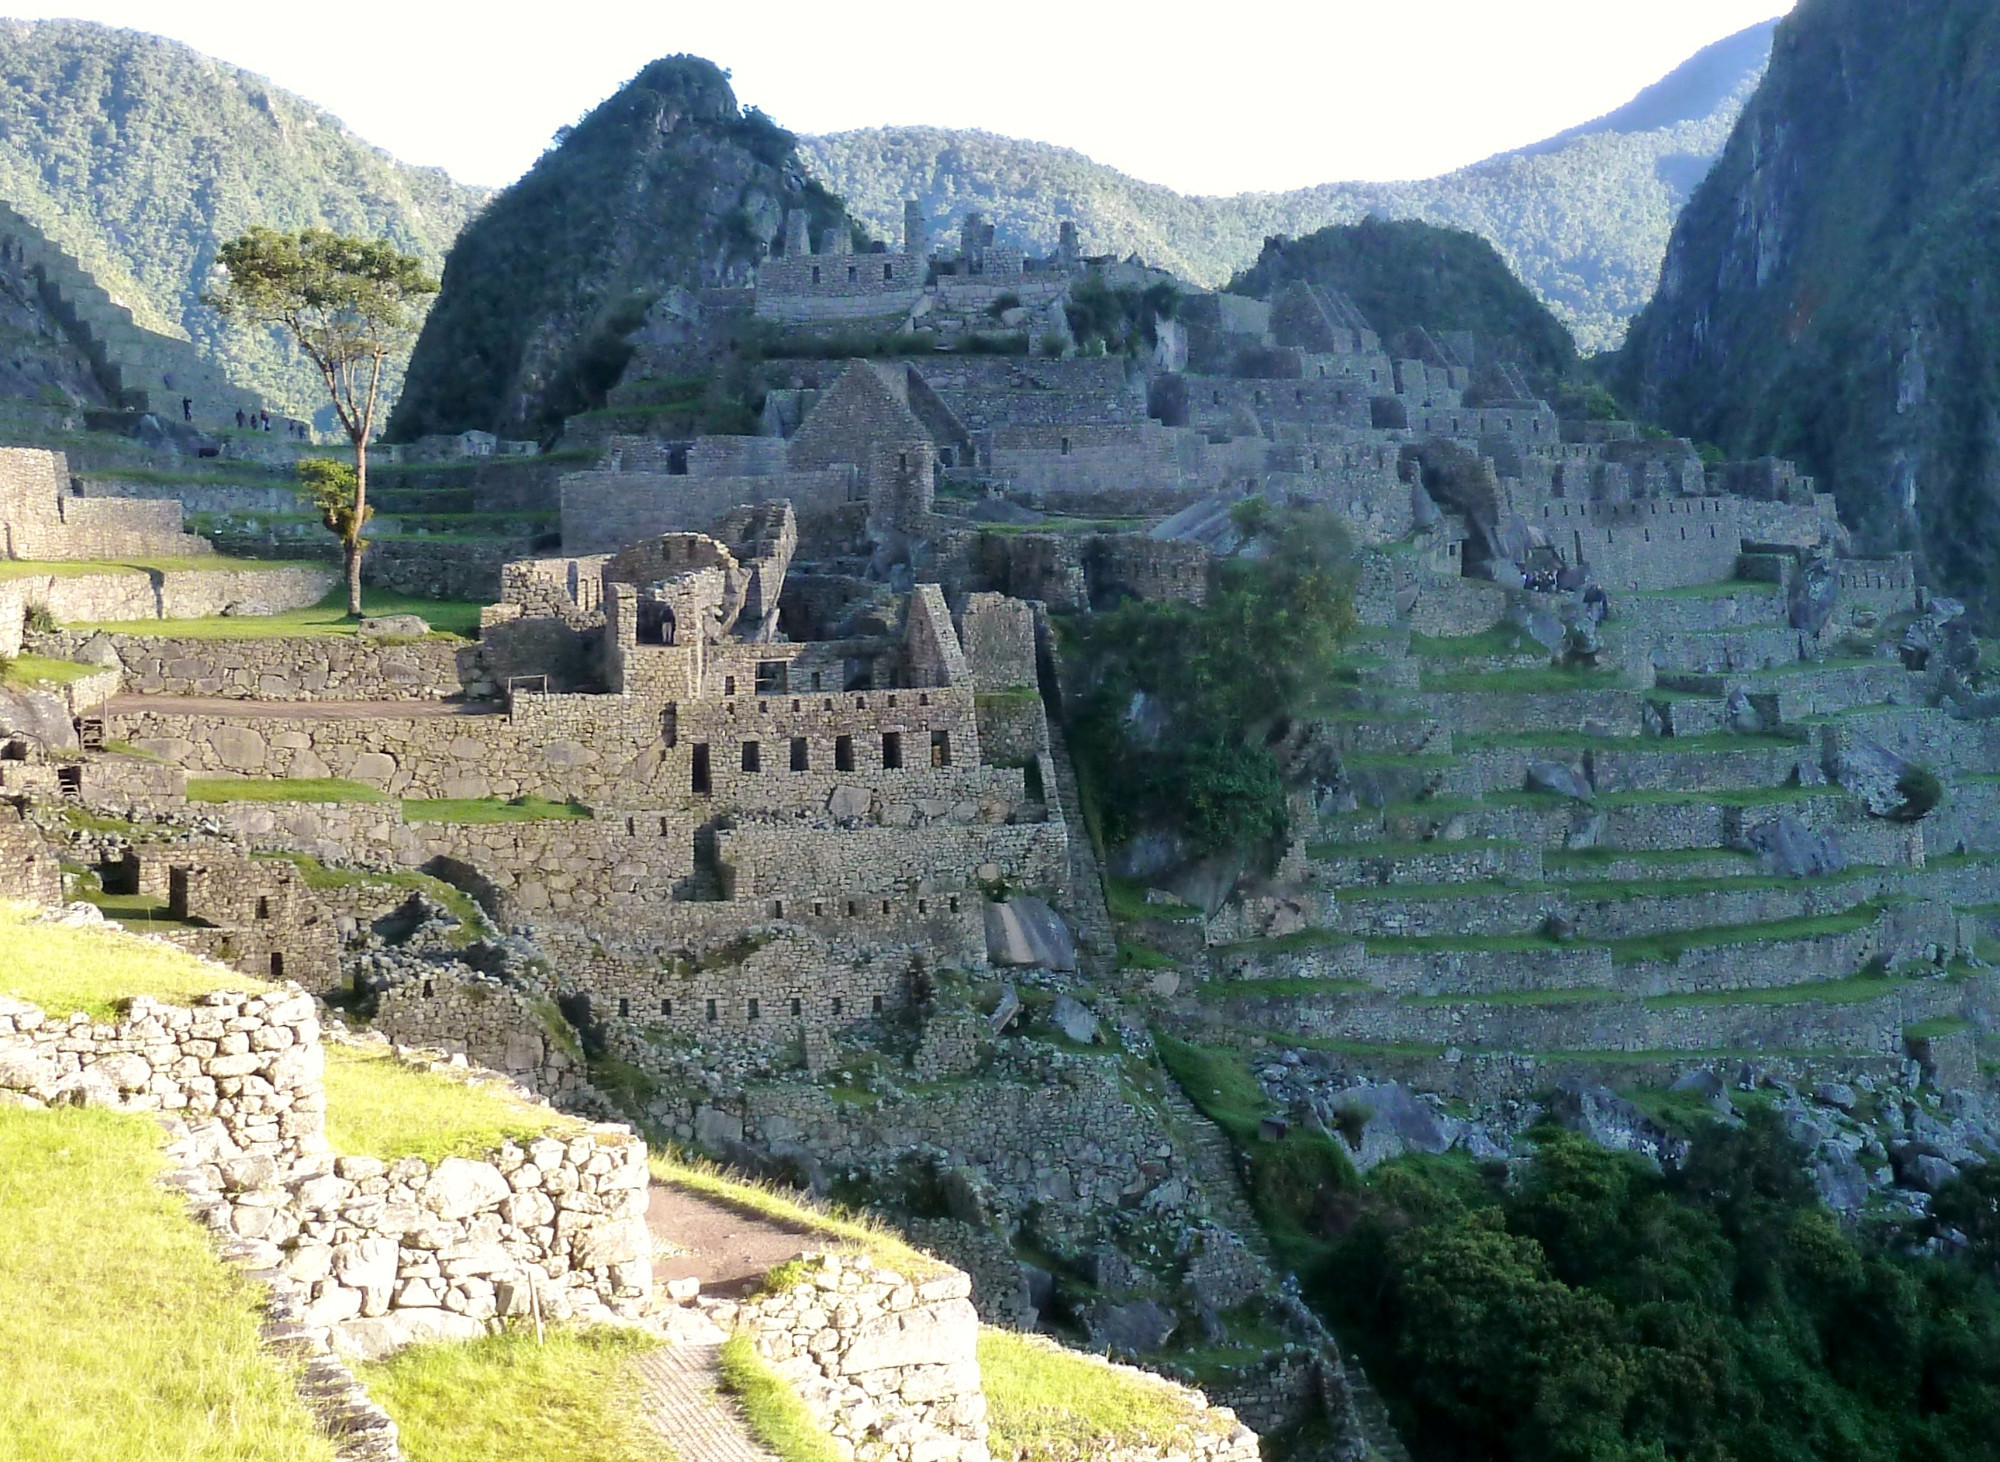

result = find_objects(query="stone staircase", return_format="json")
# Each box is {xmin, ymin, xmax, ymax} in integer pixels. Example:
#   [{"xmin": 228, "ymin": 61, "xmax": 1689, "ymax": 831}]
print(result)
[
  {"xmin": 1154, "ymin": 1079, "xmax": 1272, "ymax": 1265},
  {"xmin": 1042, "ymin": 708, "xmax": 1117, "ymax": 968}
]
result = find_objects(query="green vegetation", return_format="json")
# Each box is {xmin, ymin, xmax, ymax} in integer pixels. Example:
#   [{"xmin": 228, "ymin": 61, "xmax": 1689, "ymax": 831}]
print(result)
[
  {"xmin": 807, "ymin": 20, "xmax": 1771, "ymax": 353},
  {"xmin": 321, "ymin": 1045, "xmax": 567, "ymax": 1162},
  {"xmin": 62, "ymin": 585, "xmax": 482, "ymax": 639},
  {"xmin": 1064, "ymin": 501, "xmax": 1356, "ymax": 862},
  {"xmin": 186, "ymin": 777, "xmax": 388, "ymax": 805},
  {"xmin": 1202, "ymin": 977, "xmax": 1371, "ymax": 1002},
  {"xmin": 1063, "ymin": 274, "xmax": 1178, "ymax": 356},
  {"xmin": 1, "ymin": 652, "xmax": 101, "ymax": 687},
  {"xmin": 1155, "ymin": 1032, "xmax": 1354, "ymax": 1270},
  {"xmin": 0, "ymin": 1104, "xmax": 336, "ymax": 1461},
  {"xmin": 718, "ymin": 1332, "xmax": 844, "ymax": 1462},
  {"xmin": 1325, "ymin": 1116, "xmax": 2000, "ymax": 1461},
  {"xmin": 356, "ymin": 1328, "xmax": 669, "ymax": 1462},
  {"xmin": 392, "ymin": 55, "xmax": 846, "ymax": 441},
  {"xmin": 402, "ymin": 796, "xmax": 591, "ymax": 824},
  {"xmin": 1643, "ymin": 969, "xmax": 1918, "ymax": 1009},
  {"xmin": 0, "ymin": 897, "xmax": 268, "ymax": 1020},
  {"xmin": 1229, "ymin": 218, "xmax": 1578, "ymax": 386},
  {"xmin": 979, "ymin": 1329, "xmax": 1234, "ymax": 1462},
  {"xmin": 0, "ymin": 20, "xmax": 484, "ymax": 414},
  {"xmin": 0, "ymin": 554, "xmax": 301, "ymax": 581}
]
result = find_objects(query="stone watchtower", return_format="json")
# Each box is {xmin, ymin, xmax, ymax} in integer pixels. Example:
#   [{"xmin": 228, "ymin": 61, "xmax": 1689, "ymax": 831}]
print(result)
[
  {"xmin": 784, "ymin": 209, "xmax": 811, "ymax": 258},
  {"xmin": 904, "ymin": 201, "xmax": 928, "ymax": 259},
  {"xmin": 1057, "ymin": 221, "xmax": 1080, "ymax": 269}
]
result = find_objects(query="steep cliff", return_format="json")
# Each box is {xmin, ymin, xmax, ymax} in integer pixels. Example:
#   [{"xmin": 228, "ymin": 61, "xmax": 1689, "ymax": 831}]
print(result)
[
  {"xmin": 1620, "ymin": 0, "xmax": 2000, "ymax": 621},
  {"xmin": 389, "ymin": 56, "xmax": 847, "ymax": 443}
]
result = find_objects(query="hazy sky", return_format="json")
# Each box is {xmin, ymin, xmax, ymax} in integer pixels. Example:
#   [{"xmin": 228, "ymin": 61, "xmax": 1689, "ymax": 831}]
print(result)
[{"xmin": 10, "ymin": 2, "xmax": 1792, "ymax": 194}]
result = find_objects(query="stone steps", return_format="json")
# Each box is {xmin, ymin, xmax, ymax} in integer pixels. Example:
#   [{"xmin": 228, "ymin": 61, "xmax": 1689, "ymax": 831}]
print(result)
[
  {"xmin": 1153, "ymin": 1081, "xmax": 1273, "ymax": 1267},
  {"xmin": 1042, "ymin": 711, "xmax": 1116, "ymax": 967}
]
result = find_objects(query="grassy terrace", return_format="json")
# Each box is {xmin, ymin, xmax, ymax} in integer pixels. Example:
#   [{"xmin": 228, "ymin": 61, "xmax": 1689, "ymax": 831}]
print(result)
[
  {"xmin": 0, "ymin": 554, "xmax": 301, "ymax": 580},
  {"xmin": 1200, "ymin": 976, "xmax": 1371, "ymax": 1001},
  {"xmin": 1, "ymin": 652, "xmax": 104, "ymax": 687},
  {"xmin": 0, "ymin": 898, "xmax": 267, "ymax": 1020},
  {"xmin": 980, "ymin": 1330, "xmax": 1241, "ymax": 1462},
  {"xmin": 1458, "ymin": 729, "xmax": 1804, "ymax": 752},
  {"xmin": 63, "ymin": 586, "xmax": 483, "ymax": 639},
  {"xmin": 1420, "ymin": 666, "xmax": 1628, "ymax": 693},
  {"xmin": 187, "ymin": 777, "xmax": 389, "ymax": 804},
  {"xmin": 0, "ymin": 1105, "xmax": 336, "ymax": 1462},
  {"xmin": 322, "ymin": 1045, "xmax": 571, "ymax": 1163},
  {"xmin": 1633, "ymin": 578, "xmax": 1783, "ymax": 600}
]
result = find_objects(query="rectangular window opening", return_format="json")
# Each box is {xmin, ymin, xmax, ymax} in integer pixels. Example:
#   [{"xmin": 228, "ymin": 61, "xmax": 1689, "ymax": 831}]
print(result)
[
  {"xmin": 930, "ymin": 730, "xmax": 951, "ymax": 767},
  {"xmin": 881, "ymin": 731, "xmax": 902, "ymax": 769},
  {"xmin": 691, "ymin": 743, "xmax": 711, "ymax": 795},
  {"xmin": 742, "ymin": 740, "xmax": 761, "ymax": 773},
  {"xmin": 756, "ymin": 661, "xmax": 787, "ymax": 695},
  {"xmin": 835, "ymin": 735, "xmax": 854, "ymax": 772},
  {"xmin": 790, "ymin": 737, "xmax": 809, "ymax": 772},
  {"xmin": 705, "ymin": 999, "xmax": 717, "ymax": 1022}
]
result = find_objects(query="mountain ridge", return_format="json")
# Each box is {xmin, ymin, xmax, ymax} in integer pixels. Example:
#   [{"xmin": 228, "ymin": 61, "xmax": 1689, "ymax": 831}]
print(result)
[{"xmin": 802, "ymin": 18, "xmax": 1778, "ymax": 353}]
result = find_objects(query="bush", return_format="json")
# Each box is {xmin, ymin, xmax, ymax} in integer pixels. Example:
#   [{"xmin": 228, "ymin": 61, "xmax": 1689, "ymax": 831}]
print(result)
[{"xmin": 1892, "ymin": 766, "xmax": 1944, "ymax": 821}]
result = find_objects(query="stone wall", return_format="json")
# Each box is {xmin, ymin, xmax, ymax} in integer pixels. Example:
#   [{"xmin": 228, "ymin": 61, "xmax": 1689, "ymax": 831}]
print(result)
[
  {"xmin": 37, "ymin": 630, "xmax": 471, "ymax": 701},
  {"xmin": 560, "ymin": 469, "xmax": 854, "ymax": 555},
  {"xmin": 0, "ymin": 975, "xmax": 654, "ymax": 1362},
  {"xmin": 370, "ymin": 973, "xmax": 594, "ymax": 1107},
  {"xmin": 0, "ymin": 446, "xmax": 211, "ymax": 561},
  {"xmin": 6, "ymin": 563, "xmax": 336, "ymax": 624},
  {"xmin": 0, "ymin": 805, "xmax": 63, "ymax": 903}
]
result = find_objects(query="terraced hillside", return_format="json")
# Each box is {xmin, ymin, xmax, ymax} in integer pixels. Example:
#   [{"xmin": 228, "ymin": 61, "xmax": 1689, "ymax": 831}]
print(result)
[{"xmin": 1161, "ymin": 562, "xmax": 1998, "ymax": 1110}]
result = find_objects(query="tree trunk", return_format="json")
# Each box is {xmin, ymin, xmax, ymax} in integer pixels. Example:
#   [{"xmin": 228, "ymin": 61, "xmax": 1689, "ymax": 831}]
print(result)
[{"xmin": 346, "ymin": 435, "xmax": 369, "ymax": 616}]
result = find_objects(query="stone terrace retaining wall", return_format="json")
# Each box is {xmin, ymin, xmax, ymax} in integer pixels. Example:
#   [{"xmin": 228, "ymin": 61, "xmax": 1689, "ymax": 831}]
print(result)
[
  {"xmin": 37, "ymin": 630, "xmax": 471, "ymax": 701},
  {"xmin": 7, "ymin": 564, "xmax": 336, "ymax": 624},
  {"xmin": 0, "ymin": 973, "xmax": 654, "ymax": 1364}
]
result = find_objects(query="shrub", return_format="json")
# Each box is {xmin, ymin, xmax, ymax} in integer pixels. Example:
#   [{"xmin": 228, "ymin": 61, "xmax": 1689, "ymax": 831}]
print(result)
[{"xmin": 1892, "ymin": 766, "xmax": 1944, "ymax": 821}]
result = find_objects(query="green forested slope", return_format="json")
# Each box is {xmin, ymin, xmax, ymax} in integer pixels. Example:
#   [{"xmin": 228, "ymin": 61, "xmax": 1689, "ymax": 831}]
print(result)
[
  {"xmin": 1229, "ymin": 219, "xmax": 1578, "ymax": 383},
  {"xmin": 804, "ymin": 21, "xmax": 1774, "ymax": 353},
  {"xmin": 1619, "ymin": 0, "xmax": 2000, "ymax": 624},
  {"xmin": 389, "ymin": 56, "xmax": 848, "ymax": 443},
  {"xmin": 0, "ymin": 19, "xmax": 488, "ymax": 417}
]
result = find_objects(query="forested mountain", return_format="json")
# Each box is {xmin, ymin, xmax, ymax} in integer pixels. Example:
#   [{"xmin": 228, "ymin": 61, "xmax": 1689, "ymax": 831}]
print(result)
[
  {"xmin": 1229, "ymin": 219, "xmax": 1578, "ymax": 385},
  {"xmin": 389, "ymin": 56, "xmax": 848, "ymax": 443},
  {"xmin": 0, "ymin": 19, "xmax": 488, "ymax": 417},
  {"xmin": 804, "ymin": 20, "xmax": 1777, "ymax": 353},
  {"xmin": 1619, "ymin": 0, "xmax": 2000, "ymax": 625}
]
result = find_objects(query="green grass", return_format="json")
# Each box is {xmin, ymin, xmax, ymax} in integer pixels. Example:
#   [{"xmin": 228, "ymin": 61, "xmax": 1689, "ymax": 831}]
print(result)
[
  {"xmin": 1403, "ymin": 986, "xmax": 1621, "ymax": 1008},
  {"xmin": 1422, "ymin": 667, "xmax": 1625, "ymax": 694},
  {"xmin": 262, "ymin": 854, "xmax": 488, "ymax": 942},
  {"xmin": 63, "ymin": 586, "xmax": 482, "ymax": 639},
  {"xmin": 718, "ymin": 1332, "xmax": 843, "ymax": 1462},
  {"xmin": 356, "ymin": 1328, "xmax": 670, "ymax": 1462},
  {"xmin": 1409, "ymin": 625, "xmax": 1531, "ymax": 658},
  {"xmin": 1544, "ymin": 847, "xmax": 1758, "ymax": 870},
  {"xmin": 2, "ymin": 652, "xmax": 105, "ymax": 687},
  {"xmin": 1103, "ymin": 875, "xmax": 1202, "ymax": 922},
  {"xmin": 0, "ymin": 554, "xmax": 301, "ymax": 581},
  {"xmin": 402, "ymin": 796, "xmax": 591, "ymax": 824},
  {"xmin": 321, "ymin": 1045, "xmax": 569, "ymax": 1162},
  {"xmin": 1906, "ymin": 1016, "xmax": 1975, "ymax": 1041},
  {"xmin": 1116, "ymin": 941, "xmax": 1178, "ymax": 971},
  {"xmin": 1605, "ymin": 905, "xmax": 1882, "ymax": 964},
  {"xmin": 186, "ymin": 777, "xmax": 389, "ymax": 804},
  {"xmin": 0, "ymin": 897, "xmax": 268, "ymax": 1020},
  {"xmin": 1199, "ymin": 977, "xmax": 1370, "ymax": 1001},
  {"xmin": 979, "ymin": 1329, "xmax": 1236, "ymax": 1462},
  {"xmin": 1642, "ymin": 972, "xmax": 1918, "ymax": 1009},
  {"xmin": 1594, "ymin": 785, "xmax": 1849, "ymax": 809},
  {"xmin": 648, "ymin": 1152, "xmax": 943, "ymax": 1277},
  {"xmin": 1366, "ymin": 931, "xmax": 1565, "ymax": 955},
  {"xmin": 0, "ymin": 1104, "xmax": 336, "ymax": 1461}
]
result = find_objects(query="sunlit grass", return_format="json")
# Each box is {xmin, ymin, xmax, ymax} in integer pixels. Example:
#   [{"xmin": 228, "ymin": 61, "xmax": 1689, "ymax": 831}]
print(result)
[
  {"xmin": 0, "ymin": 898, "xmax": 264, "ymax": 1021},
  {"xmin": 322, "ymin": 1044, "xmax": 568, "ymax": 1163}
]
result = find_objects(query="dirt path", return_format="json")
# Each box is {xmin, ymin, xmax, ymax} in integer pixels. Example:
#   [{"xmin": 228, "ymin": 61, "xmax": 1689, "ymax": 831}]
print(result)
[{"xmin": 646, "ymin": 1181, "xmax": 836, "ymax": 1299}]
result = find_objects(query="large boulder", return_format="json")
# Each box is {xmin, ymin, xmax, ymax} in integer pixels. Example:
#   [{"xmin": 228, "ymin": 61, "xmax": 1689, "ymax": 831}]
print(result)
[
  {"xmin": 1834, "ymin": 735, "xmax": 1929, "ymax": 819},
  {"xmin": 983, "ymin": 897, "xmax": 1076, "ymax": 971},
  {"xmin": 1083, "ymin": 1297, "xmax": 1178, "ymax": 1357},
  {"xmin": 1738, "ymin": 813, "xmax": 1845, "ymax": 877},
  {"xmin": 0, "ymin": 685, "xmax": 77, "ymax": 756},
  {"xmin": 1788, "ymin": 552, "xmax": 1838, "ymax": 635},
  {"xmin": 1323, "ymin": 1081, "xmax": 1455, "ymax": 1172},
  {"xmin": 1526, "ymin": 760, "xmax": 1594, "ymax": 802}
]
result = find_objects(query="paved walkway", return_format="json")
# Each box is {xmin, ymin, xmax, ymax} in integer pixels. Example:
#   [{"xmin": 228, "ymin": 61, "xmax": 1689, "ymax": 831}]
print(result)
[{"xmin": 634, "ymin": 1320, "xmax": 776, "ymax": 1462}]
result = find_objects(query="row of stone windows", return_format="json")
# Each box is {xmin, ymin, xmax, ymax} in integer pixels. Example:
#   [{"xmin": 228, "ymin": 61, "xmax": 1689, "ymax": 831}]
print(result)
[
  {"xmin": 807, "ymin": 262, "xmax": 897, "ymax": 284},
  {"xmin": 688, "ymin": 731, "xmax": 949, "ymax": 792},
  {"xmin": 616, "ymin": 994, "xmax": 885, "ymax": 1021}
]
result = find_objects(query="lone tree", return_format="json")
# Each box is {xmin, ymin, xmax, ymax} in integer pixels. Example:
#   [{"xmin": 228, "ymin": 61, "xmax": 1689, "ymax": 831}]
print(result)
[{"xmin": 205, "ymin": 228, "xmax": 438, "ymax": 614}]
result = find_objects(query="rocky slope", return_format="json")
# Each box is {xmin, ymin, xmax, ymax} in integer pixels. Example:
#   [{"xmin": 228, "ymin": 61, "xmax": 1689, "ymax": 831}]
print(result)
[
  {"xmin": 0, "ymin": 19, "xmax": 488, "ymax": 418},
  {"xmin": 804, "ymin": 20, "xmax": 1776, "ymax": 352},
  {"xmin": 388, "ymin": 56, "xmax": 848, "ymax": 444},
  {"xmin": 1619, "ymin": 0, "xmax": 2000, "ymax": 626}
]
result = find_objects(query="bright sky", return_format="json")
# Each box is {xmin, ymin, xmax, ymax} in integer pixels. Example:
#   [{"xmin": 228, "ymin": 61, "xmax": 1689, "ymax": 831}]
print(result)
[{"xmin": 10, "ymin": 1, "xmax": 1792, "ymax": 194}]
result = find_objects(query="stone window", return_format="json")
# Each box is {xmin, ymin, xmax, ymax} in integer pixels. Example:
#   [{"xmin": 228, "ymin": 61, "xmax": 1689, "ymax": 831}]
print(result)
[
  {"xmin": 835, "ymin": 735, "xmax": 854, "ymax": 772},
  {"xmin": 692, "ymin": 743, "xmax": 711, "ymax": 795},
  {"xmin": 773, "ymin": 900, "xmax": 784, "ymax": 918},
  {"xmin": 662, "ymin": 705, "xmax": 678, "ymax": 747},
  {"xmin": 742, "ymin": 740, "xmax": 761, "ymax": 773},
  {"xmin": 931, "ymin": 730, "xmax": 951, "ymax": 767},
  {"xmin": 882, "ymin": 731, "xmax": 902, "ymax": 769},
  {"xmin": 949, "ymin": 895, "xmax": 959, "ymax": 912},
  {"xmin": 790, "ymin": 737, "xmax": 809, "ymax": 771},
  {"xmin": 791, "ymin": 997, "xmax": 802, "ymax": 1017},
  {"xmin": 756, "ymin": 661, "xmax": 787, "ymax": 695},
  {"xmin": 748, "ymin": 998, "xmax": 761, "ymax": 1021},
  {"xmin": 813, "ymin": 902, "xmax": 824, "ymax": 917},
  {"xmin": 422, "ymin": 979, "xmax": 433, "ymax": 997},
  {"xmin": 256, "ymin": 896, "xmax": 270, "ymax": 919},
  {"xmin": 269, "ymin": 952, "xmax": 284, "ymax": 978},
  {"xmin": 811, "ymin": 671, "xmax": 823, "ymax": 691},
  {"xmin": 706, "ymin": 999, "xmax": 717, "ymax": 1022},
  {"xmin": 1060, "ymin": 437, "xmax": 1071, "ymax": 455},
  {"xmin": 724, "ymin": 675, "xmax": 737, "ymax": 696},
  {"xmin": 661, "ymin": 998, "xmax": 672, "ymax": 1016},
  {"xmin": 883, "ymin": 263, "xmax": 892, "ymax": 281},
  {"xmin": 811, "ymin": 265, "xmax": 821, "ymax": 284},
  {"xmin": 918, "ymin": 899, "xmax": 927, "ymax": 914},
  {"xmin": 847, "ymin": 265, "xmax": 858, "ymax": 282},
  {"xmin": 619, "ymin": 998, "xmax": 630, "ymax": 1017},
  {"xmin": 846, "ymin": 901, "xmax": 858, "ymax": 916},
  {"xmin": 872, "ymin": 995, "xmax": 884, "ymax": 1014},
  {"xmin": 833, "ymin": 997, "xmax": 844, "ymax": 1016}
]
